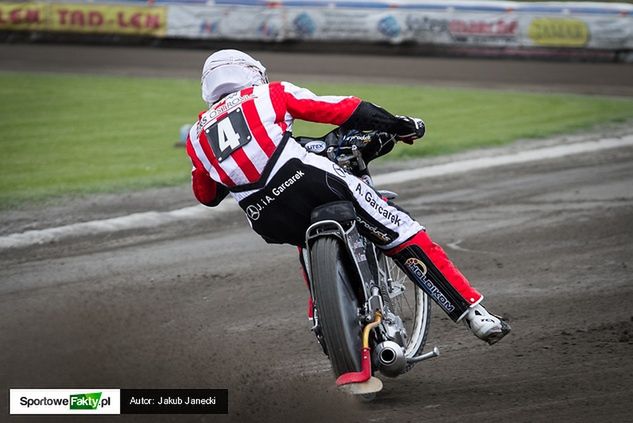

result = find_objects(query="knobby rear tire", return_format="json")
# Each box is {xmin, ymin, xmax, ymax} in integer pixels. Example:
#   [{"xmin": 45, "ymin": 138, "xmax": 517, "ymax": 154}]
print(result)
[{"xmin": 311, "ymin": 237, "xmax": 363, "ymax": 377}]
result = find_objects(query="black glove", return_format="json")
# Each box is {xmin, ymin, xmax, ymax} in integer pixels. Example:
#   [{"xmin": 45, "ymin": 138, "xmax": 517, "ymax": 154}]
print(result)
[{"xmin": 395, "ymin": 116, "xmax": 425, "ymax": 144}]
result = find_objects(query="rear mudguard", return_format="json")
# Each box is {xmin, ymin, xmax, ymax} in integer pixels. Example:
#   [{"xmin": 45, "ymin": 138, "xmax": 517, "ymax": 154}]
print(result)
[{"xmin": 304, "ymin": 218, "xmax": 375, "ymax": 306}]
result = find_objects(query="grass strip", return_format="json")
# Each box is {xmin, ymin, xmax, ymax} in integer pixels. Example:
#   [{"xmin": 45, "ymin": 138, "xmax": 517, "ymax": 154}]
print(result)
[{"xmin": 2, "ymin": 72, "xmax": 633, "ymax": 206}]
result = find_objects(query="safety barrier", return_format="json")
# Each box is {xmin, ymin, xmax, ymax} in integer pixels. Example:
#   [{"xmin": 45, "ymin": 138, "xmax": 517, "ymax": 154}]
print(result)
[{"xmin": 1, "ymin": 1, "xmax": 632, "ymax": 54}]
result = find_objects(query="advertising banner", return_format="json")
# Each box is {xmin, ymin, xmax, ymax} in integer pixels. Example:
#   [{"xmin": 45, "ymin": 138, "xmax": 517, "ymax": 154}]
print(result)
[
  {"xmin": 0, "ymin": 3, "xmax": 47, "ymax": 31},
  {"xmin": 526, "ymin": 17, "xmax": 590, "ymax": 47},
  {"xmin": 48, "ymin": 3, "xmax": 167, "ymax": 36},
  {"xmin": 0, "ymin": 2, "xmax": 167, "ymax": 37},
  {"xmin": 166, "ymin": 1, "xmax": 633, "ymax": 51},
  {"xmin": 167, "ymin": 5, "xmax": 284, "ymax": 41},
  {"xmin": 521, "ymin": 14, "xmax": 633, "ymax": 49},
  {"xmin": 401, "ymin": 11, "xmax": 520, "ymax": 46},
  {"xmin": 286, "ymin": 8, "xmax": 401, "ymax": 43},
  {"xmin": 3, "ymin": 1, "xmax": 632, "ymax": 52}
]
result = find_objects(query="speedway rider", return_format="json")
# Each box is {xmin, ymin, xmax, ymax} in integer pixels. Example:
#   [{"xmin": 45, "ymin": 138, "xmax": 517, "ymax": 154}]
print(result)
[{"xmin": 186, "ymin": 49, "xmax": 511, "ymax": 345}]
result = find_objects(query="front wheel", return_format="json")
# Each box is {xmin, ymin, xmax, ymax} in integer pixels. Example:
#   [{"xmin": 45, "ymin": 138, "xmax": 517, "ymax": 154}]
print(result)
[{"xmin": 311, "ymin": 237, "xmax": 363, "ymax": 376}]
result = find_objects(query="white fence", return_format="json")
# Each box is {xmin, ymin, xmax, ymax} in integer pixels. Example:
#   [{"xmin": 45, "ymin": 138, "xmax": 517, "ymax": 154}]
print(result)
[
  {"xmin": 2, "ymin": 1, "xmax": 632, "ymax": 52},
  {"xmin": 166, "ymin": 1, "xmax": 633, "ymax": 50}
]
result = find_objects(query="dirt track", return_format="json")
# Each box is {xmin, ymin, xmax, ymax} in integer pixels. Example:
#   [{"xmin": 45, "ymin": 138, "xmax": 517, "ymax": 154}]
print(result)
[
  {"xmin": 1, "ymin": 43, "xmax": 633, "ymax": 96},
  {"xmin": 1, "ymin": 44, "xmax": 633, "ymax": 422}
]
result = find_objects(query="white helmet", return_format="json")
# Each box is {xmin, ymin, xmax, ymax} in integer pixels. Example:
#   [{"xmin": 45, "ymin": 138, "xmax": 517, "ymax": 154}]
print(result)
[{"xmin": 201, "ymin": 49, "xmax": 268, "ymax": 105}]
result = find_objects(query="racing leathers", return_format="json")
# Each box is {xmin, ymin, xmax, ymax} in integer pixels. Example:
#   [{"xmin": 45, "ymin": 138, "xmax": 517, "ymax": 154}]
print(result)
[{"xmin": 186, "ymin": 81, "xmax": 482, "ymax": 322}]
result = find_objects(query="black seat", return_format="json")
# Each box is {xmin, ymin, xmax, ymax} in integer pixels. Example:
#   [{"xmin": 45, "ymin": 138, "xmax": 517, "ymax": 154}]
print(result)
[{"xmin": 310, "ymin": 201, "xmax": 356, "ymax": 224}]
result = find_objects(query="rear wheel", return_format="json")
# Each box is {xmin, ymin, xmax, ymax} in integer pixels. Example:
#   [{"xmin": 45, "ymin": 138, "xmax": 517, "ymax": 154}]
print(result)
[{"xmin": 311, "ymin": 237, "xmax": 363, "ymax": 376}]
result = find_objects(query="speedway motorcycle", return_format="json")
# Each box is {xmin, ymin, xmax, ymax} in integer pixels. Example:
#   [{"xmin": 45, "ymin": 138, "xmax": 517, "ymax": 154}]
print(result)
[{"xmin": 296, "ymin": 130, "xmax": 440, "ymax": 398}]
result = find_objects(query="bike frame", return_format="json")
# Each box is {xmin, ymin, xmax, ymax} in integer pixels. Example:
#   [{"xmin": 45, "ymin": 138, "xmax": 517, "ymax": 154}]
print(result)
[
  {"xmin": 300, "ymin": 129, "xmax": 439, "ymax": 379},
  {"xmin": 304, "ymin": 215, "xmax": 440, "ymax": 368}
]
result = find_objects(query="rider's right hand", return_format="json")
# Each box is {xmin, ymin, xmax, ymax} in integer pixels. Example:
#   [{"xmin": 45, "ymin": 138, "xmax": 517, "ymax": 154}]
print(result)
[{"xmin": 395, "ymin": 116, "xmax": 425, "ymax": 144}]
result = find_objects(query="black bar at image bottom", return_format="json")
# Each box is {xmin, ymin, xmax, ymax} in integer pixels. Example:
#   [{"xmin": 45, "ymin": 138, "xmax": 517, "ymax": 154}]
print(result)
[{"xmin": 120, "ymin": 389, "xmax": 228, "ymax": 414}]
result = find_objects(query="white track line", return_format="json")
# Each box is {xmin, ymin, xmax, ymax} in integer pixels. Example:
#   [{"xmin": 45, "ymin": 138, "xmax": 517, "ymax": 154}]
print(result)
[
  {"xmin": 1, "ymin": 135, "xmax": 632, "ymax": 251},
  {"xmin": 375, "ymin": 135, "xmax": 633, "ymax": 185},
  {"xmin": 0, "ymin": 200, "xmax": 240, "ymax": 250}
]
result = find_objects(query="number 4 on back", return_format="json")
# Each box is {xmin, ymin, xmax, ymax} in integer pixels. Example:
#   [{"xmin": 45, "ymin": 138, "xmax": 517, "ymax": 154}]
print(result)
[{"xmin": 206, "ymin": 108, "xmax": 253, "ymax": 162}]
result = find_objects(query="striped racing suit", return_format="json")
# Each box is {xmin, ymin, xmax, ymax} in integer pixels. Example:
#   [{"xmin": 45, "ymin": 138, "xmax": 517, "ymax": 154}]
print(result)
[{"xmin": 185, "ymin": 81, "xmax": 482, "ymax": 321}]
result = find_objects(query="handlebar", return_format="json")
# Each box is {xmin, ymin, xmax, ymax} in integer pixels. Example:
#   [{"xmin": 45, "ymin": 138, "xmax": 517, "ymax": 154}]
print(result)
[{"xmin": 295, "ymin": 129, "xmax": 398, "ymax": 180}]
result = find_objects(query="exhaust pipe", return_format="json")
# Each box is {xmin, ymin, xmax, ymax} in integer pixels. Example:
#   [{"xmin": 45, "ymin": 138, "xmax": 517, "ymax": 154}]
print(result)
[{"xmin": 373, "ymin": 341, "xmax": 406, "ymax": 378}]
